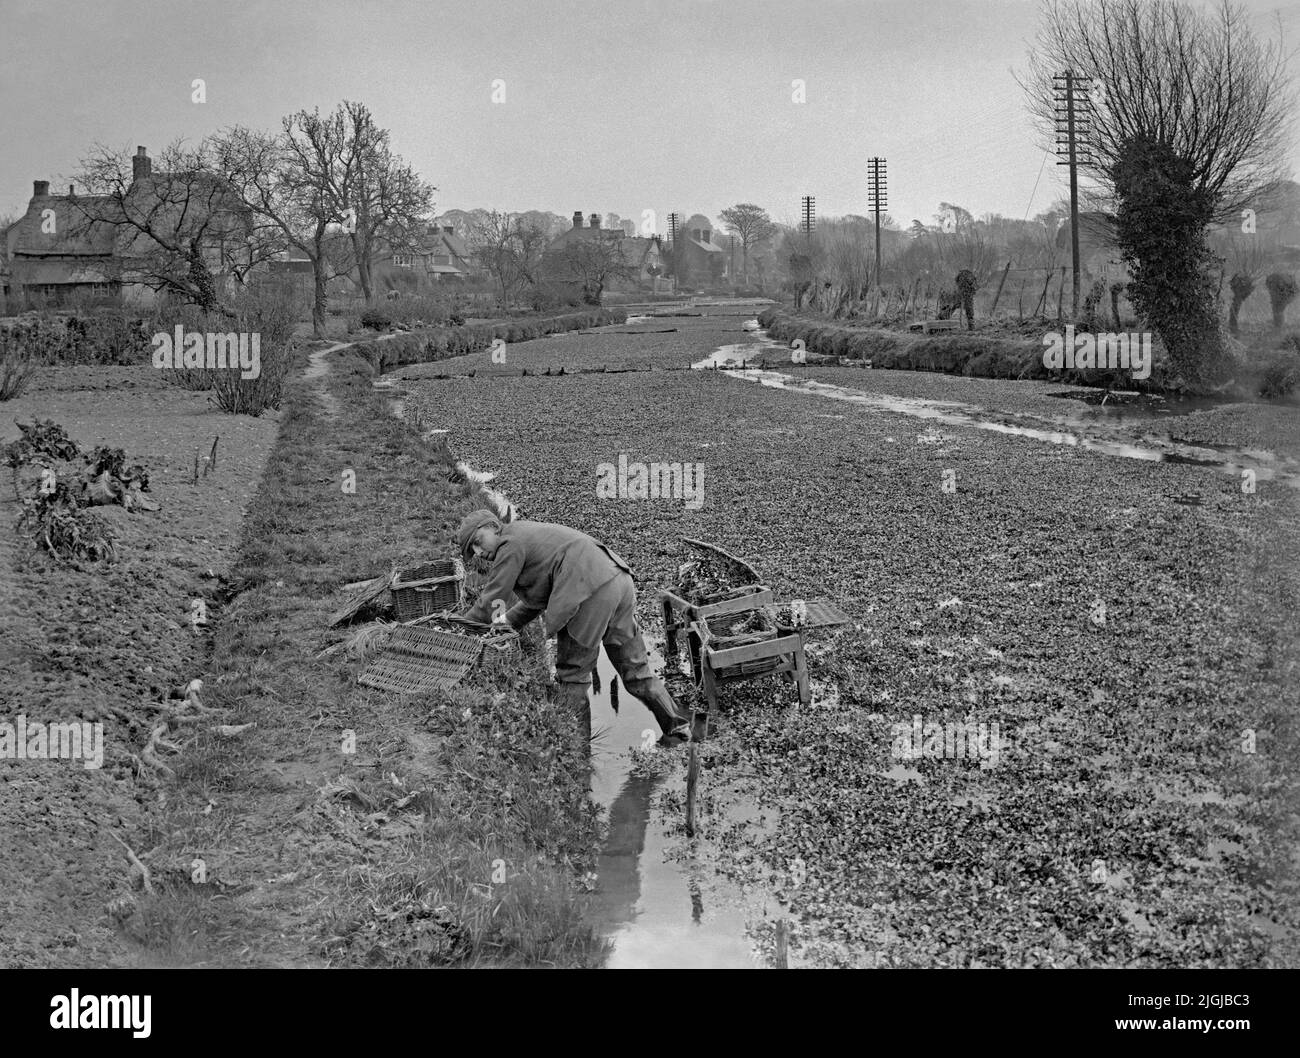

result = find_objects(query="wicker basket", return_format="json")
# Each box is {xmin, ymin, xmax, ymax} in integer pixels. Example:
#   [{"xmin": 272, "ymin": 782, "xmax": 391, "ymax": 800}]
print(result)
[
  {"xmin": 392, "ymin": 558, "xmax": 465, "ymax": 621},
  {"xmin": 357, "ymin": 624, "xmax": 484, "ymax": 695},
  {"xmin": 701, "ymin": 607, "xmax": 777, "ymax": 649},
  {"xmin": 479, "ymin": 631, "xmax": 522, "ymax": 674}
]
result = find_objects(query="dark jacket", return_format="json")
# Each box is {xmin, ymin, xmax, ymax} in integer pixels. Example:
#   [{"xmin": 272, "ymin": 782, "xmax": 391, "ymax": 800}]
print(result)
[{"xmin": 462, "ymin": 520, "xmax": 633, "ymax": 636}]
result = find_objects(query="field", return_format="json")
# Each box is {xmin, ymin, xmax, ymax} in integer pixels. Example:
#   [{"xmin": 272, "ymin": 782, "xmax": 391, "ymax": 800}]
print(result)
[
  {"xmin": 0, "ymin": 365, "xmax": 279, "ymax": 965},
  {"xmin": 405, "ymin": 311, "xmax": 1300, "ymax": 967},
  {"xmin": 2, "ymin": 308, "xmax": 1297, "ymax": 969}
]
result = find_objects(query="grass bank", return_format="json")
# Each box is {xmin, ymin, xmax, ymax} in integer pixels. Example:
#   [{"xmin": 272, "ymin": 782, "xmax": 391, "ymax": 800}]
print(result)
[
  {"xmin": 352, "ymin": 308, "xmax": 627, "ymax": 375},
  {"xmin": 130, "ymin": 342, "xmax": 608, "ymax": 967},
  {"xmin": 757, "ymin": 307, "xmax": 1300, "ymax": 400}
]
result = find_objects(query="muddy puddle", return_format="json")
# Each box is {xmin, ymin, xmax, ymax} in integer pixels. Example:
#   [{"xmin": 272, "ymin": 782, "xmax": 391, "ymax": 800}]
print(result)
[
  {"xmin": 586, "ymin": 644, "xmax": 773, "ymax": 968},
  {"xmin": 694, "ymin": 342, "xmax": 1300, "ymax": 489},
  {"xmin": 1046, "ymin": 390, "xmax": 1229, "ymax": 422}
]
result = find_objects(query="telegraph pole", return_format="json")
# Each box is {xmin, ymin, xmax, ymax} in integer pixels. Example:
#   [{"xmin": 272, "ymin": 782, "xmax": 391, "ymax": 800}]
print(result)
[
  {"xmin": 867, "ymin": 158, "xmax": 887, "ymax": 289},
  {"xmin": 1054, "ymin": 71, "xmax": 1094, "ymax": 317},
  {"xmin": 800, "ymin": 195, "xmax": 816, "ymax": 240},
  {"xmin": 667, "ymin": 212, "xmax": 681, "ymax": 288}
]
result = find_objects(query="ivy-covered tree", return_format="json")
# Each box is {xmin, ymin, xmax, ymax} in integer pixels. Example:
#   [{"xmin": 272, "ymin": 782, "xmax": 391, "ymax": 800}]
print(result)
[
  {"xmin": 1265, "ymin": 272, "xmax": 1297, "ymax": 330},
  {"xmin": 955, "ymin": 269, "xmax": 979, "ymax": 329}
]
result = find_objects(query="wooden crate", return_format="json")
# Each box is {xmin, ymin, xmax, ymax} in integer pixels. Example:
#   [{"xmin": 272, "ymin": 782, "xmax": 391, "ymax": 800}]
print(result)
[{"xmin": 690, "ymin": 620, "xmax": 810, "ymax": 710}]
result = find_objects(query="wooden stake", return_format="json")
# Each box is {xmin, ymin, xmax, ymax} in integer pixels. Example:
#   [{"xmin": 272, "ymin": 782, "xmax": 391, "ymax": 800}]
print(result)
[
  {"xmin": 1033, "ymin": 270, "xmax": 1053, "ymax": 317},
  {"xmin": 193, "ymin": 447, "xmax": 200, "ymax": 485},
  {"xmin": 988, "ymin": 261, "xmax": 1012, "ymax": 319},
  {"xmin": 209, "ymin": 435, "xmax": 219, "ymax": 472},
  {"xmin": 685, "ymin": 742, "xmax": 700, "ymax": 837},
  {"xmin": 774, "ymin": 919, "xmax": 789, "ymax": 968}
]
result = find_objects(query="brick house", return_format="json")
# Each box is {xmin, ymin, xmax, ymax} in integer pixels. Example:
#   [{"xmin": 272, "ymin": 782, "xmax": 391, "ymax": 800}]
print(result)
[
  {"xmin": 541, "ymin": 211, "xmax": 666, "ymax": 290},
  {"xmin": 670, "ymin": 213, "xmax": 729, "ymax": 288},
  {"xmin": 382, "ymin": 223, "xmax": 476, "ymax": 284}
]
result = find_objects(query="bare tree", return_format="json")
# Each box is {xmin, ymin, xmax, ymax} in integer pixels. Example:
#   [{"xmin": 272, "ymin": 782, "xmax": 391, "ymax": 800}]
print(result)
[
  {"xmin": 555, "ymin": 236, "xmax": 634, "ymax": 305},
  {"xmin": 1021, "ymin": 0, "xmax": 1296, "ymax": 381},
  {"xmin": 335, "ymin": 101, "xmax": 436, "ymax": 305},
  {"xmin": 719, "ymin": 203, "xmax": 776, "ymax": 286},
  {"xmin": 73, "ymin": 141, "xmax": 278, "ymax": 312},
  {"xmin": 214, "ymin": 108, "xmax": 368, "ymax": 336},
  {"xmin": 472, "ymin": 211, "xmax": 550, "ymax": 303},
  {"xmin": 1023, "ymin": 0, "xmax": 1295, "ymax": 222}
]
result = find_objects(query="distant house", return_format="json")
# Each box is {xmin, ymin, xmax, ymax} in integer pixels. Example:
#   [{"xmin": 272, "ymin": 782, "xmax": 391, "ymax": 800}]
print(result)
[
  {"xmin": 542, "ymin": 211, "xmax": 666, "ymax": 290},
  {"xmin": 384, "ymin": 223, "xmax": 476, "ymax": 282},
  {"xmin": 671, "ymin": 213, "xmax": 729, "ymax": 287},
  {"xmin": 3, "ymin": 187, "xmax": 120, "ymax": 306},
  {"xmin": 267, "ymin": 251, "xmax": 357, "ymax": 300},
  {"xmin": 2, "ymin": 146, "xmax": 254, "ymax": 309}
]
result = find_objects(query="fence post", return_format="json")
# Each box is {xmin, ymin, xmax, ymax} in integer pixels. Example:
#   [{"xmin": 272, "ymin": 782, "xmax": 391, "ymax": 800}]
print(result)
[
  {"xmin": 988, "ymin": 261, "xmax": 1012, "ymax": 319},
  {"xmin": 685, "ymin": 742, "xmax": 700, "ymax": 837}
]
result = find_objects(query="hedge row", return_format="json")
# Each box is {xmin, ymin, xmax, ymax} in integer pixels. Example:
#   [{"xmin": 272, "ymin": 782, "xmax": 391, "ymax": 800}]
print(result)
[
  {"xmin": 756, "ymin": 308, "xmax": 1175, "ymax": 391},
  {"xmin": 352, "ymin": 308, "xmax": 627, "ymax": 374}
]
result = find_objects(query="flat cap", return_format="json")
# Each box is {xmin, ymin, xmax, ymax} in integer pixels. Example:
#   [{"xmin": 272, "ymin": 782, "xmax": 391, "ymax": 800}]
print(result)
[{"xmin": 457, "ymin": 509, "xmax": 501, "ymax": 561}]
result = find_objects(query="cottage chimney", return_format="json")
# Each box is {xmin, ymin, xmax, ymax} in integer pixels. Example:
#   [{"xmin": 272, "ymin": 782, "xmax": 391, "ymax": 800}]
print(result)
[
  {"xmin": 68, "ymin": 184, "xmax": 74, "ymax": 196},
  {"xmin": 33, "ymin": 180, "xmax": 50, "ymax": 198},
  {"xmin": 572, "ymin": 211, "xmax": 584, "ymax": 229},
  {"xmin": 589, "ymin": 213, "xmax": 601, "ymax": 229},
  {"xmin": 132, "ymin": 146, "xmax": 152, "ymax": 182}
]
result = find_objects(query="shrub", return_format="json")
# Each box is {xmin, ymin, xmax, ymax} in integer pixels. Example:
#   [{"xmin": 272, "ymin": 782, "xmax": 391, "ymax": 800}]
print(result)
[
  {"xmin": 380, "ymin": 294, "xmax": 453, "ymax": 327},
  {"xmin": 1257, "ymin": 348, "xmax": 1300, "ymax": 399},
  {"xmin": 151, "ymin": 288, "xmax": 299, "ymax": 414},
  {"xmin": 360, "ymin": 308, "xmax": 393, "ymax": 331},
  {"xmin": 1, "ymin": 309, "xmax": 153, "ymax": 366},
  {"xmin": 0, "ymin": 332, "xmax": 39, "ymax": 400}
]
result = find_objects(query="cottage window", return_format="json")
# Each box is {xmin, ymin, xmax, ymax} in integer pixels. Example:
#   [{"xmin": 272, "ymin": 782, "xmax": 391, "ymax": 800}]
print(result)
[{"xmin": 393, "ymin": 254, "xmax": 413, "ymax": 267}]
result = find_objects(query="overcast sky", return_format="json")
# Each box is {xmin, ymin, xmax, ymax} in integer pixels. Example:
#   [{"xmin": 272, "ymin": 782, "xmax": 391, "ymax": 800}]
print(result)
[{"xmin": 2, "ymin": 0, "xmax": 1297, "ymax": 229}]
